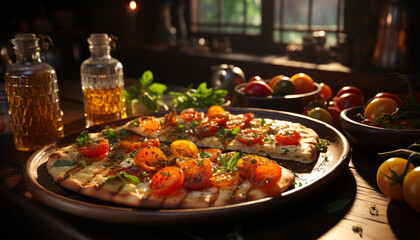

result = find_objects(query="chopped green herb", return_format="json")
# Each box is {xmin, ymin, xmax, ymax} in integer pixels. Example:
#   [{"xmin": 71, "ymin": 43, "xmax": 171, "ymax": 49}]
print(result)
[
  {"xmin": 316, "ymin": 139, "xmax": 329, "ymax": 152},
  {"xmin": 103, "ymin": 126, "xmax": 118, "ymax": 144},
  {"xmin": 352, "ymin": 225, "xmax": 363, "ymax": 237},
  {"xmin": 160, "ymin": 171, "xmax": 171, "ymax": 177},
  {"xmin": 53, "ymin": 159, "xmax": 78, "ymax": 167},
  {"xmin": 227, "ymin": 152, "xmax": 241, "ymax": 170},
  {"xmin": 260, "ymin": 118, "xmax": 266, "ymax": 125},
  {"xmin": 369, "ymin": 204, "xmax": 379, "ymax": 216},
  {"xmin": 76, "ymin": 130, "xmax": 91, "ymax": 145},
  {"xmin": 129, "ymin": 118, "xmax": 140, "ymax": 127}
]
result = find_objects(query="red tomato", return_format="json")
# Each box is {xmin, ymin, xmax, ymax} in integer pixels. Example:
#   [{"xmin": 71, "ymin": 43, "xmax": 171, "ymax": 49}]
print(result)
[
  {"xmin": 77, "ymin": 138, "xmax": 109, "ymax": 158},
  {"xmin": 335, "ymin": 93, "xmax": 365, "ymax": 110},
  {"xmin": 336, "ymin": 86, "xmax": 364, "ymax": 100},
  {"xmin": 180, "ymin": 109, "xmax": 203, "ymax": 122},
  {"xmin": 248, "ymin": 75, "xmax": 263, "ymax": 82},
  {"xmin": 149, "ymin": 167, "xmax": 184, "ymax": 196},
  {"xmin": 134, "ymin": 146, "xmax": 167, "ymax": 172},
  {"xmin": 225, "ymin": 119, "xmax": 245, "ymax": 129},
  {"xmin": 179, "ymin": 158, "xmax": 213, "ymax": 189},
  {"xmin": 209, "ymin": 111, "xmax": 230, "ymax": 126},
  {"xmin": 275, "ymin": 130, "xmax": 301, "ymax": 146},
  {"xmin": 395, "ymin": 118, "xmax": 413, "ymax": 128},
  {"xmin": 243, "ymin": 80, "xmax": 273, "ymax": 96},
  {"xmin": 250, "ymin": 161, "xmax": 282, "ymax": 188},
  {"xmin": 318, "ymin": 83, "xmax": 332, "ymax": 102},
  {"xmin": 191, "ymin": 121, "xmax": 218, "ymax": 138},
  {"xmin": 327, "ymin": 105, "xmax": 341, "ymax": 127},
  {"xmin": 119, "ymin": 134, "xmax": 160, "ymax": 152},
  {"xmin": 290, "ymin": 73, "xmax": 315, "ymax": 94},
  {"xmin": 373, "ymin": 92, "xmax": 403, "ymax": 106},
  {"xmin": 235, "ymin": 129, "xmax": 264, "ymax": 146},
  {"xmin": 363, "ymin": 97, "xmax": 398, "ymax": 121},
  {"xmin": 164, "ymin": 111, "xmax": 178, "ymax": 126}
]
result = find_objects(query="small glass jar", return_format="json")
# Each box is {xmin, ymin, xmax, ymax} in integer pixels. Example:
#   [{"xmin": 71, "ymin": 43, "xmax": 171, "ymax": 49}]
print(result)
[
  {"xmin": 4, "ymin": 33, "xmax": 64, "ymax": 151},
  {"xmin": 80, "ymin": 33, "xmax": 126, "ymax": 127}
]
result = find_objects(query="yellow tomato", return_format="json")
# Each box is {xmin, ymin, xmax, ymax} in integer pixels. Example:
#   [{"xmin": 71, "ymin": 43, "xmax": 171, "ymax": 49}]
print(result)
[
  {"xmin": 376, "ymin": 157, "xmax": 415, "ymax": 200},
  {"xmin": 170, "ymin": 140, "xmax": 199, "ymax": 159},
  {"xmin": 363, "ymin": 97, "xmax": 398, "ymax": 121},
  {"xmin": 403, "ymin": 167, "xmax": 420, "ymax": 212}
]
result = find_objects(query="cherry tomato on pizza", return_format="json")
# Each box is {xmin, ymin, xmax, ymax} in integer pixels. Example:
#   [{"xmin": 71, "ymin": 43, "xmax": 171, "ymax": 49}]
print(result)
[
  {"xmin": 191, "ymin": 120, "xmax": 218, "ymax": 138},
  {"xmin": 170, "ymin": 140, "xmax": 199, "ymax": 159},
  {"xmin": 149, "ymin": 166, "xmax": 184, "ymax": 196},
  {"xmin": 237, "ymin": 155, "xmax": 269, "ymax": 177},
  {"xmin": 207, "ymin": 105, "xmax": 226, "ymax": 118},
  {"xmin": 180, "ymin": 109, "xmax": 203, "ymax": 122},
  {"xmin": 119, "ymin": 134, "xmax": 160, "ymax": 152},
  {"xmin": 138, "ymin": 116, "xmax": 161, "ymax": 131},
  {"xmin": 210, "ymin": 168, "xmax": 240, "ymax": 187},
  {"xmin": 275, "ymin": 130, "xmax": 301, "ymax": 146},
  {"xmin": 250, "ymin": 161, "xmax": 282, "ymax": 189},
  {"xmin": 134, "ymin": 146, "xmax": 168, "ymax": 172},
  {"xmin": 235, "ymin": 129, "xmax": 264, "ymax": 146},
  {"xmin": 77, "ymin": 138, "xmax": 109, "ymax": 158},
  {"xmin": 179, "ymin": 158, "xmax": 213, "ymax": 189}
]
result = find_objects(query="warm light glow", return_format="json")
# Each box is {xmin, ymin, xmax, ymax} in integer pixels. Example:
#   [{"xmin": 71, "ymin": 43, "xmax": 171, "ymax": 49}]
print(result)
[{"xmin": 129, "ymin": 1, "xmax": 137, "ymax": 11}]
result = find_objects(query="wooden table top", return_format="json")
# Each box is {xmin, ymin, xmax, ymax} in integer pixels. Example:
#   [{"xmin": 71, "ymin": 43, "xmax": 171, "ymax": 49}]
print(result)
[{"xmin": 1, "ymin": 87, "xmax": 419, "ymax": 240}]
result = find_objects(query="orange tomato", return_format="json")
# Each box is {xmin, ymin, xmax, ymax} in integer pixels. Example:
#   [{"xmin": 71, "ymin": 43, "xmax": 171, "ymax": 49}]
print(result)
[
  {"xmin": 210, "ymin": 169, "xmax": 240, "ymax": 187},
  {"xmin": 179, "ymin": 158, "xmax": 213, "ymax": 189},
  {"xmin": 149, "ymin": 167, "xmax": 184, "ymax": 196},
  {"xmin": 134, "ymin": 146, "xmax": 167, "ymax": 171},
  {"xmin": 290, "ymin": 73, "xmax": 315, "ymax": 94},
  {"xmin": 250, "ymin": 161, "xmax": 282, "ymax": 188},
  {"xmin": 139, "ymin": 116, "xmax": 161, "ymax": 131},
  {"xmin": 207, "ymin": 105, "xmax": 226, "ymax": 118}
]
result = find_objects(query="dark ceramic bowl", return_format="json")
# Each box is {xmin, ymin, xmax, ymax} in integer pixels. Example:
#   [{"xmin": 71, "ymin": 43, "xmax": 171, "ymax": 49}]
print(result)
[
  {"xmin": 339, "ymin": 106, "xmax": 420, "ymax": 150},
  {"xmin": 233, "ymin": 81, "xmax": 321, "ymax": 113}
]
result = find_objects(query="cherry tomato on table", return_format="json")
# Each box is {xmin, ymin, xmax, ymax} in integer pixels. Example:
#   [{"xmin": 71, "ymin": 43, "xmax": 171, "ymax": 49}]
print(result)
[
  {"xmin": 373, "ymin": 92, "xmax": 403, "ymax": 106},
  {"xmin": 248, "ymin": 75, "xmax": 263, "ymax": 82},
  {"xmin": 376, "ymin": 157, "xmax": 415, "ymax": 200},
  {"xmin": 290, "ymin": 73, "xmax": 314, "ymax": 94},
  {"xmin": 403, "ymin": 167, "xmax": 420, "ymax": 212},
  {"xmin": 243, "ymin": 80, "xmax": 273, "ymax": 96},
  {"xmin": 318, "ymin": 83, "xmax": 332, "ymax": 102},
  {"xmin": 272, "ymin": 77, "xmax": 295, "ymax": 96},
  {"xmin": 149, "ymin": 166, "xmax": 184, "ymax": 196},
  {"xmin": 77, "ymin": 138, "xmax": 109, "ymax": 158},
  {"xmin": 308, "ymin": 107, "xmax": 332, "ymax": 124},
  {"xmin": 336, "ymin": 86, "xmax": 364, "ymax": 101},
  {"xmin": 335, "ymin": 93, "xmax": 364, "ymax": 110},
  {"xmin": 327, "ymin": 105, "xmax": 341, "ymax": 127},
  {"xmin": 363, "ymin": 97, "xmax": 398, "ymax": 121},
  {"xmin": 268, "ymin": 75, "xmax": 286, "ymax": 89}
]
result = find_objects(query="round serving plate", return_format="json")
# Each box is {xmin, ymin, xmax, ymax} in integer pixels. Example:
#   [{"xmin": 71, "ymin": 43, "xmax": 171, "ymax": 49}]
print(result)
[{"xmin": 24, "ymin": 108, "xmax": 350, "ymax": 225}]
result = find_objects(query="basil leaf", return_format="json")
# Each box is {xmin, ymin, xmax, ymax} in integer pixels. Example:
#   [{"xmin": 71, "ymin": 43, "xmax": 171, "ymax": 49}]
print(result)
[
  {"xmin": 227, "ymin": 152, "xmax": 241, "ymax": 170},
  {"xmin": 104, "ymin": 126, "xmax": 118, "ymax": 144},
  {"xmin": 326, "ymin": 198, "xmax": 352, "ymax": 214},
  {"xmin": 123, "ymin": 173, "xmax": 140, "ymax": 183},
  {"xmin": 139, "ymin": 70, "xmax": 154, "ymax": 86},
  {"xmin": 76, "ymin": 130, "xmax": 91, "ymax": 145},
  {"xmin": 53, "ymin": 159, "xmax": 78, "ymax": 167}
]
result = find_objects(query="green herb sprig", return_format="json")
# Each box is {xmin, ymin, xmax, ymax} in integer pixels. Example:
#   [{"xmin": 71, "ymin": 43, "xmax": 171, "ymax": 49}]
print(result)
[{"xmin": 170, "ymin": 82, "xmax": 228, "ymax": 109}]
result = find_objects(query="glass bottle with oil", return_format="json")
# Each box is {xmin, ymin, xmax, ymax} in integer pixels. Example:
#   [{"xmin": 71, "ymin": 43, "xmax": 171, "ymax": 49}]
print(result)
[
  {"xmin": 4, "ymin": 33, "xmax": 64, "ymax": 151},
  {"xmin": 81, "ymin": 33, "xmax": 126, "ymax": 127}
]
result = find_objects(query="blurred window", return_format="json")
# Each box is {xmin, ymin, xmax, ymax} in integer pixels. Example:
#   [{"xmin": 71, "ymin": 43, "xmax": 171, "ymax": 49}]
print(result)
[{"xmin": 190, "ymin": 0, "xmax": 344, "ymax": 47}]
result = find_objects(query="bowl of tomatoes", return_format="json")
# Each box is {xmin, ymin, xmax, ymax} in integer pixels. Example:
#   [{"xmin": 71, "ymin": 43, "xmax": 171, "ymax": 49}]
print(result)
[
  {"xmin": 233, "ymin": 73, "xmax": 322, "ymax": 113},
  {"xmin": 340, "ymin": 93, "xmax": 420, "ymax": 149}
]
